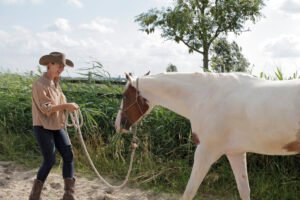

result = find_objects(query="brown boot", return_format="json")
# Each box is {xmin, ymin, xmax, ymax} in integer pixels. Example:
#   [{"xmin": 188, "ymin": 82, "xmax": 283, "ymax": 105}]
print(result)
[
  {"xmin": 29, "ymin": 179, "xmax": 44, "ymax": 200},
  {"xmin": 62, "ymin": 178, "xmax": 76, "ymax": 200}
]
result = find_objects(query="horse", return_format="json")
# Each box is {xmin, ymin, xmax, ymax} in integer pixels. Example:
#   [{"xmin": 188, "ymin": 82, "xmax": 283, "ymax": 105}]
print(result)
[{"xmin": 114, "ymin": 72, "xmax": 300, "ymax": 200}]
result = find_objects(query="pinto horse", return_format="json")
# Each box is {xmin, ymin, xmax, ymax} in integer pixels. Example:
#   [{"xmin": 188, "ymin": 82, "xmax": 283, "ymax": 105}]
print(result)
[{"xmin": 115, "ymin": 72, "xmax": 300, "ymax": 200}]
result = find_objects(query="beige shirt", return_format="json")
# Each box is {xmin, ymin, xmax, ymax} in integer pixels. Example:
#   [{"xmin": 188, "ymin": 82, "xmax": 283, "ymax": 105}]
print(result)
[{"xmin": 32, "ymin": 73, "xmax": 67, "ymax": 130}]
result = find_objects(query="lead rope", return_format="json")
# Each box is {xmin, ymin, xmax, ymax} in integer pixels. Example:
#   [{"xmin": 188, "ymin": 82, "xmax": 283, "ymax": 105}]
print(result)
[{"xmin": 65, "ymin": 109, "xmax": 138, "ymax": 193}]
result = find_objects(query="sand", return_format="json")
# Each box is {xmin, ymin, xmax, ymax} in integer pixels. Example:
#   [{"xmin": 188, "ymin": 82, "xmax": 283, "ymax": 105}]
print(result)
[{"xmin": 0, "ymin": 161, "xmax": 180, "ymax": 200}]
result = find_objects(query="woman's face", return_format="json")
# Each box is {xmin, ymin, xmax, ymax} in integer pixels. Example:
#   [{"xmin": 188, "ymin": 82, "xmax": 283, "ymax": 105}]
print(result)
[{"xmin": 48, "ymin": 63, "xmax": 65, "ymax": 78}]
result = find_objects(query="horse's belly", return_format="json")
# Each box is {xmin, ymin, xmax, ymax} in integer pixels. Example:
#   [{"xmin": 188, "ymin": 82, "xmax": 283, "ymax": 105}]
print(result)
[{"xmin": 226, "ymin": 128, "xmax": 300, "ymax": 156}]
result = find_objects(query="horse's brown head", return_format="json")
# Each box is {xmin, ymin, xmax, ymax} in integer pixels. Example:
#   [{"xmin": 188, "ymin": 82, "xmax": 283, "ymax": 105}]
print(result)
[{"xmin": 115, "ymin": 73, "xmax": 150, "ymax": 132}]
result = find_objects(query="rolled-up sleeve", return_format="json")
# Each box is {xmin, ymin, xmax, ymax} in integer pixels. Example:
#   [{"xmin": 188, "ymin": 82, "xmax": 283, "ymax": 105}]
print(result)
[{"xmin": 32, "ymin": 83, "xmax": 54, "ymax": 116}]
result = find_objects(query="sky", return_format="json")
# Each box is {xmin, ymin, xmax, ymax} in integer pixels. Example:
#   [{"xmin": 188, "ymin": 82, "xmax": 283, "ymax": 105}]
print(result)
[{"xmin": 1, "ymin": 0, "xmax": 300, "ymax": 78}]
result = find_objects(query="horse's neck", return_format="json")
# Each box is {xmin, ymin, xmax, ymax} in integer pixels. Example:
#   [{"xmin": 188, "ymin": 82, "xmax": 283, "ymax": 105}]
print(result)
[
  {"xmin": 136, "ymin": 75, "xmax": 195, "ymax": 119},
  {"xmin": 134, "ymin": 72, "xmax": 258, "ymax": 119}
]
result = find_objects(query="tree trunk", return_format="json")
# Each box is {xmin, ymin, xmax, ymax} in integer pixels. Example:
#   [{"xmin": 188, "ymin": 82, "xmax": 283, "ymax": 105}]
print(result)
[{"xmin": 203, "ymin": 47, "xmax": 209, "ymax": 71}]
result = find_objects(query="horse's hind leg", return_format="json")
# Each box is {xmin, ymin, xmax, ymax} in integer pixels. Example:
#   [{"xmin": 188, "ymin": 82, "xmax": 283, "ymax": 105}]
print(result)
[
  {"xmin": 181, "ymin": 145, "xmax": 221, "ymax": 200},
  {"xmin": 227, "ymin": 153, "xmax": 250, "ymax": 200}
]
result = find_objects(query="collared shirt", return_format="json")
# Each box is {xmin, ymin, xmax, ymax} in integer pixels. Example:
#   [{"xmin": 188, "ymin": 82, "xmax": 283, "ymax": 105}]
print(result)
[{"xmin": 32, "ymin": 73, "xmax": 67, "ymax": 130}]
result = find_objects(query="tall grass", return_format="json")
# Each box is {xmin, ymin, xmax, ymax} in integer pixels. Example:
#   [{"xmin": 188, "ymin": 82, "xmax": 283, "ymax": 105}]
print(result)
[{"xmin": 0, "ymin": 70, "xmax": 299, "ymax": 200}]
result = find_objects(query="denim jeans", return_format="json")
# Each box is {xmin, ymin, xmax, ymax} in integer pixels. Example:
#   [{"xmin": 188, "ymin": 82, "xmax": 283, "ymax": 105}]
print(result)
[{"xmin": 33, "ymin": 126, "xmax": 74, "ymax": 182}]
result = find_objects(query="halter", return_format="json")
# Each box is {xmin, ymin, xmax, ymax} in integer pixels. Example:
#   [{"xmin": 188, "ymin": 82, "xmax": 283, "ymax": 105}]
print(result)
[{"xmin": 120, "ymin": 78, "xmax": 148, "ymax": 129}]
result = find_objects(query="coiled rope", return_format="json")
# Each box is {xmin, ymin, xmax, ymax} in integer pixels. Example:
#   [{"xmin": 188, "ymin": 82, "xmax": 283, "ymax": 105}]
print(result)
[{"xmin": 65, "ymin": 109, "xmax": 138, "ymax": 192}]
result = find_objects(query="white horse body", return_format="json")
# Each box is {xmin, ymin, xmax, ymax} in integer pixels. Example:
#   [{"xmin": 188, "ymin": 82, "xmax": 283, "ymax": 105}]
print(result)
[
  {"xmin": 137, "ymin": 72, "xmax": 300, "ymax": 155},
  {"xmin": 115, "ymin": 72, "xmax": 300, "ymax": 200}
]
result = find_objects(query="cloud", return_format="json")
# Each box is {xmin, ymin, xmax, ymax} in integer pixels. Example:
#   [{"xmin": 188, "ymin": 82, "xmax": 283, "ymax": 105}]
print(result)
[
  {"xmin": 263, "ymin": 35, "xmax": 300, "ymax": 58},
  {"xmin": 0, "ymin": 25, "xmax": 106, "ymax": 57},
  {"xmin": 100, "ymin": 32, "xmax": 201, "ymax": 76},
  {"xmin": 0, "ymin": 0, "xmax": 42, "ymax": 4},
  {"xmin": 36, "ymin": 32, "xmax": 81, "ymax": 48},
  {"xmin": 280, "ymin": 0, "xmax": 300, "ymax": 15},
  {"xmin": 66, "ymin": 0, "xmax": 82, "ymax": 8},
  {"xmin": 79, "ymin": 17, "xmax": 116, "ymax": 33},
  {"xmin": 47, "ymin": 18, "xmax": 71, "ymax": 32},
  {"xmin": 0, "ymin": 30, "xmax": 9, "ymax": 47},
  {"xmin": 152, "ymin": 0, "xmax": 173, "ymax": 6},
  {"xmin": 0, "ymin": 21, "xmax": 201, "ymax": 76},
  {"xmin": 0, "ymin": 26, "xmax": 41, "ymax": 57},
  {"xmin": 0, "ymin": 26, "xmax": 83, "ymax": 54}
]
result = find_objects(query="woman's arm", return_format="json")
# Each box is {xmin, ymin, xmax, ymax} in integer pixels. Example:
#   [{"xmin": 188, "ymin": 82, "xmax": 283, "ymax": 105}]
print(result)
[{"xmin": 51, "ymin": 103, "xmax": 79, "ymax": 113}]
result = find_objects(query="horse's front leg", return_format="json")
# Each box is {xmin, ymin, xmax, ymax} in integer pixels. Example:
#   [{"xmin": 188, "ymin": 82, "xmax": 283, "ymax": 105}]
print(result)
[
  {"xmin": 181, "ymin": 144, "xmax": 221, "ymax": 200},
  {"xmin": 227, "ymin": 153, "xmax": 250, "ymax": 200}
]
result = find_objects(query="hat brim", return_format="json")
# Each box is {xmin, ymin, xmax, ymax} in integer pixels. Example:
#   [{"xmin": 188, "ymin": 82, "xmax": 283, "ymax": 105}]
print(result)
[{"xmin": 39, "ymin": 55, "xmax": 74, "ymax": 67}]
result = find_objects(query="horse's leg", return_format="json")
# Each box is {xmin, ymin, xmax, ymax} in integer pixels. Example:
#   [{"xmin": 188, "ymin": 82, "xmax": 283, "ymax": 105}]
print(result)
[
  {"xmin": 181, "ymin": 145, "xmax": 221, "ymax": 200},
  {"xmin": 227, "ymin": 153, "xmax": 250, "ymax": 200}
]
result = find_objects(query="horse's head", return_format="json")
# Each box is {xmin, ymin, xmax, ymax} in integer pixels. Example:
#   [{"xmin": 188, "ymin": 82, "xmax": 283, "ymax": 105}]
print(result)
[{"xmin": 115, "ymin": 72, "xmax": 150, "ymax": 133}]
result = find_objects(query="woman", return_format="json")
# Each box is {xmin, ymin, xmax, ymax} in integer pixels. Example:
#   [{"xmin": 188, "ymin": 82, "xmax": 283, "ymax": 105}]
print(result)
[{"xmin": 29, "ymin": 52, "xmax": 79, "ymax": 200}]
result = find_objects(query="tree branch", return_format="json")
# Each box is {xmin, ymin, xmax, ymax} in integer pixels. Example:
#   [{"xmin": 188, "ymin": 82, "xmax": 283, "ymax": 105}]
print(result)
[
  {"xmin": 215, "ymin": 0, "xmax": 219, "ymax": 7},
  {"xmin": 195, "ymin": 0, "xmax": 202, "ymax": 11},
  {"xmin": 208, "ymin": 26, "xmax": 222, "ymax": 46},
  {"xmin": 178, "ymin": 37, "xmax": 204, "ymax": 54}
]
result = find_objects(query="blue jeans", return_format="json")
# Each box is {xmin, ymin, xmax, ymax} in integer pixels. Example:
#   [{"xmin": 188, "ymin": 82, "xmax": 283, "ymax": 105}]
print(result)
[{"xmin": 33, "ymin": 126, "xmax": 74, "ymax": 182}]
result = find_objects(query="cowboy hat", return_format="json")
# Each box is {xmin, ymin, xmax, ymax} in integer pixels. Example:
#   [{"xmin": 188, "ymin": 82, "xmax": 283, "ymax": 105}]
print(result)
[{"xmin": 39, "ymin": 52, "xmax": 74, "ymax": 67}]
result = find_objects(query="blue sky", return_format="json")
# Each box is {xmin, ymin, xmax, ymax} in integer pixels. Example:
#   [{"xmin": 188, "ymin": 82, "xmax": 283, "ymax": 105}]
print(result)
[{"xmin": 1, "ymin": 0, "xmax": 300, "ymax": 78}]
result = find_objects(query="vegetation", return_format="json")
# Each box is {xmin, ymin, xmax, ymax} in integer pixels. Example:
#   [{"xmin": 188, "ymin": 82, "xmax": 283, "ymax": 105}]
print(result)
[
  {"xmin": 135, "ymin": 0, "xmax": 264, "ymax": 70},
  {"xmin": 166, "ymin": 63, "xmax": 178, "ymax": 72},
  {"xmin": 210, "ymin": 38, "xmax": 250, "ymax": 72},
  {"xmin": 0, "ymin": 70, "xmax": 299, "ymax": 200}
]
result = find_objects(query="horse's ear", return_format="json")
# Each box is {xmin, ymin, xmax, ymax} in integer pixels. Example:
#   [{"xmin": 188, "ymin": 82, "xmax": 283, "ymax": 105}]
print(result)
[
  {"xmin": 144, "ymin": 71, "xmax": 150, "ymax": 76},
  {"xmin": 125, "ymin": 73, "xmax": 133, "ymax": 83}
]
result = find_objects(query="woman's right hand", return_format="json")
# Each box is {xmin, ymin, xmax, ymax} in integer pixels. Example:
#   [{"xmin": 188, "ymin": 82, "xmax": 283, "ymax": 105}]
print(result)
[{"xmin": 65, "ymin": 102, "xmax": 79, "ymax": 112}]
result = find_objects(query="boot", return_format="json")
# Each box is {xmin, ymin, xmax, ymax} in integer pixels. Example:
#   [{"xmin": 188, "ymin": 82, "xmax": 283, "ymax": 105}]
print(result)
[
  {"xmin": 62, "ymin": 178, "xmax": 76, "ymax": 200},
  {"xmin": 29, "ymin": 179, "xmax": 44, "ymax": 200}
]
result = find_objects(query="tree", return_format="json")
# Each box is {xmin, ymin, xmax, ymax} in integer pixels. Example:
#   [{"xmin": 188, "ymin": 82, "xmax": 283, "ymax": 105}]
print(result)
[
  {"xmin": 166, "ymin": 63, "xmax": 178, "ymax": 72},
  {"xmin": 135, "ymin": 0, "xmax": 264, "ymax": 71},
  {"xmin": 210, "ymin": 38, "xmax": 250, "ymax": 72}
]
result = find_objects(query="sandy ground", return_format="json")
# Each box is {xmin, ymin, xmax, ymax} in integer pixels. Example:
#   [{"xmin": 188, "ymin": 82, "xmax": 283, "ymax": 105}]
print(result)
[{"xmin": 0, "ymin": 161, "xmax": 181, "ymax": 200}]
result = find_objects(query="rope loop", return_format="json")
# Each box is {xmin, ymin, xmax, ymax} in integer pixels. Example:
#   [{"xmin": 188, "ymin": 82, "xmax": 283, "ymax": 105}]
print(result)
[{"xmin": 65, "ymin": 109, "xmax": 138, "ymax": 192}]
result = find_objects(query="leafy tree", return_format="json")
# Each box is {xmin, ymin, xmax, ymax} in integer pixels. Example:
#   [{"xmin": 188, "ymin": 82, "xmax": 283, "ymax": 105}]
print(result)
[
  {"xmin": 135, "ymin": 0, "xmax": 264, "ymax": 71},
  {"xmin": 210, "ymin": 38, "xmax": 250, "ymax": 72},
  {"xmin": 166, "ymin": 63, "xmax": 178, "ymax": 72}
]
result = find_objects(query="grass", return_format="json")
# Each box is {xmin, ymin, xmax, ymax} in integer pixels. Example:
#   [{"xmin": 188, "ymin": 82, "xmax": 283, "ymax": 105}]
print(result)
[{"xmin": 0, "ymin": 71, "xmax": 299, "ymax": 200}]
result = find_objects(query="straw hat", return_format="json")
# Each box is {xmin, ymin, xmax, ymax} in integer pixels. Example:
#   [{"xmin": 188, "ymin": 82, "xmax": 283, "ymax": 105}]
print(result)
[{"xmin": 39, "ymin": 52, "xmax": 74, "ymax": 67}]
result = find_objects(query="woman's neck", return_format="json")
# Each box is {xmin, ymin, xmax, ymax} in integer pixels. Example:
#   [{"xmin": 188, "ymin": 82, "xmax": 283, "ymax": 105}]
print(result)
[
  {"xmin": 46, "ymin": 71, "xmax": 55, "ymax": 80},
  {"xmin": 45, "ymin": 71, "xmax": 60, "ymax": 82}
]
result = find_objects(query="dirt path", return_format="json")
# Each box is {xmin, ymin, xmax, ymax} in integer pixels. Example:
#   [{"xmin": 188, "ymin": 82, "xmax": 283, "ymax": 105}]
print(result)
[{"xmin": 0, "ymin": 161, "xmax": 181, "ymax": 200}]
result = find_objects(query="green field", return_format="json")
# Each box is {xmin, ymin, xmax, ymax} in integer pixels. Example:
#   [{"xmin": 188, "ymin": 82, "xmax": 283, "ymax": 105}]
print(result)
[{"xmin": 0, "ymin": 72, "xmax": 299, "ymax": 200}]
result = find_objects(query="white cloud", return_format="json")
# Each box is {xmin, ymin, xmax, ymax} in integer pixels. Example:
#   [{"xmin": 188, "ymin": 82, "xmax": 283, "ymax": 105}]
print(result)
[
  {"xmin": 152, "ymin": 0, "xmax": 173, "ymax": 7},
  {"xmin": 36, "ymin": 32, "xmax": 84, "ymax": 49},
  {"xmin": 100, "ymin": 32, "xmax": 201, "ymax": 76},
  {"xmin": 0, "ymin": 30, "xmax": 9, "ymax": 47},
  {"xmin": 263, "ymin": 35, "xmax": 300, "ymax": 58},
  {"xmin": 0, "ymin": 21, "xmax": 201, "ymax": 76},
  {"xmin": 0, "ymin": 26, "xmax": 86, "ymax": 55},
  {"xmin": 30, "ymin": 0, "xmax": 41, "ymax": 4},
  {"xmin": 0, "ymin": 0, "xmax": 42, "ymax": 4},
  {"xmin": 280, "ymin": 0, "xmax": 300, "ymax": 15},
  {"xmin": 79, "ymin": 17, "xmax": 116, "ymax": 33},
  {"xmin": 0, "ymin": 26, "xmax": 42, "ymax": 57},
  {"xmin": 47, "ymin": 18, "xmax": 71, "ymax": 32},
  {"xmin": 67, "ymin": 0, "xmax": 82, "ymax": 8}
]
